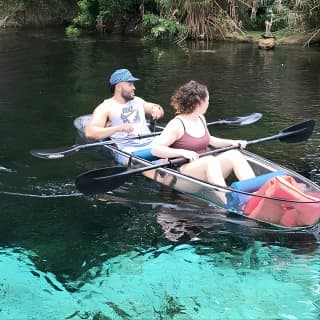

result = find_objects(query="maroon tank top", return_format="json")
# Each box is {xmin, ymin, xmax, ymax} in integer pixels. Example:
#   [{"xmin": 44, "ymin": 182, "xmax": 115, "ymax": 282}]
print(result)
[{"xmin": 170, "ymin": 117, "xmax": 210, "ymax": 154}]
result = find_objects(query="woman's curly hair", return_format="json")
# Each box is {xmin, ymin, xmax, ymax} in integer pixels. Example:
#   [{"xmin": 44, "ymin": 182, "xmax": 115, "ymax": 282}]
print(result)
[{"xmin": 171, "ymin": 80, "xmax": 208, "ymax": 115}]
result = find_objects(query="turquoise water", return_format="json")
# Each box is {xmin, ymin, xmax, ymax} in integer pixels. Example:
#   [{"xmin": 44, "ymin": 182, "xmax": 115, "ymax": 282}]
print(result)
[
  {"xmin": 1, "ymin": 189, "xmax": 319, "ymax": 319},
  {"xmin": 1, "ymin": 241, "xmax": 319, "ymax": 319},
  {"xmin": 0, "ymin": 28, "xmax": 320, "ymax": 319}
]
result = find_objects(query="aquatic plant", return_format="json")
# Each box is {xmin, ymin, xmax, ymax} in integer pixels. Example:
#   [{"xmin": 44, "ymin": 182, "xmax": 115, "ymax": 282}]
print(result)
[{"xmin": 65, "ymin": 25, "xmax": 81, "ymax": 37}]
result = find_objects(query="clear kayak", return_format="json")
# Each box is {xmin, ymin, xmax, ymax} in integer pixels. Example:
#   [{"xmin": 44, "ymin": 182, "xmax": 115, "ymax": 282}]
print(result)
[{"xmin": 74, "ymin": 115, "xmax": 320, "ymax": 231}]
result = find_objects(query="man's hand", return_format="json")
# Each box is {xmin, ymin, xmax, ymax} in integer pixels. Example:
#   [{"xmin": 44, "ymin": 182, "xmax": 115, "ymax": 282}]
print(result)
[
  {"xmin": 118, "ymin": 123, "xmax": 134, "ymax": 134},
  {"xmin": 151, "ymin": 104, "xmax": 164, "ymax": 120}
]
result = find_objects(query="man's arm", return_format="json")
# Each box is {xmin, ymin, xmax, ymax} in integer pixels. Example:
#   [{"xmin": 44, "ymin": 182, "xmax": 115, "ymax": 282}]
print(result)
[
  {"xmin": 143, "ymin": 102, "xmax": 164, "ymax": 120},
  {"xmin": 85, "ymin": 104, "xmax": 133, "ymax": 140}
]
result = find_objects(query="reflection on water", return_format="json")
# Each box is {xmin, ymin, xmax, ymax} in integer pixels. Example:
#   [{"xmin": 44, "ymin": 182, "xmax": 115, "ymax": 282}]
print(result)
[
  {"xmin": 0, "ymin": 29, "xmax": 320, "ymax": 319},
  {"xmin": 156, "ymin": 205, "xmax": 320, "ymax": 254}
]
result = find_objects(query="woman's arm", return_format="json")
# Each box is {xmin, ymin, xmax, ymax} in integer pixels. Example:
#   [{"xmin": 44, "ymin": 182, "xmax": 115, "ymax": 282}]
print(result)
[
  {"xmin": 152, "ymin": 119, "xmax": 199, "ymax": 160},
  {"xmin": 209, "ymin": 136, "xmax": 248, "ymax": 149}
]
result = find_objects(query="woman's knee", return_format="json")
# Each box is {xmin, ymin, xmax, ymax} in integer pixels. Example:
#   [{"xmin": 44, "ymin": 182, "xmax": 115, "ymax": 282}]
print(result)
[
  {"xmin": 219, "ymin": 150, "xmax": 246, "ymax": 163},
  {"xmin": 225, "ymin": 150, "xmax": 242, "ymax": 158},
  {"xmin": 202, "ymin": 155, "xmax": 219, "ymax": 165}
]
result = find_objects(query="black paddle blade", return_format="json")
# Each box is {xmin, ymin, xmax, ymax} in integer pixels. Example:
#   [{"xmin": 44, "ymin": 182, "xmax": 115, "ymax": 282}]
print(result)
[
  {"xmin": 279, "ymin": 119, "xmax": 315, "ymax": 143},
  {"xmin": 75, "ymin": 166, "xmax": 128, "ymax": 195}
]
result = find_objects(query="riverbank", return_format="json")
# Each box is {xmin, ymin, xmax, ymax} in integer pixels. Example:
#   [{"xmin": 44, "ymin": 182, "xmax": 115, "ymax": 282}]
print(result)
[
  {"xmin": 0, "ymin": 2, "xmax": 77, "ymax": 28},
  {"xmin": 1, "ymin": 13, "xmax": 319, "ymax": 47},
  {"xmin": 228, "ymin": 30, "xmax": 320, "ymax": 47}
]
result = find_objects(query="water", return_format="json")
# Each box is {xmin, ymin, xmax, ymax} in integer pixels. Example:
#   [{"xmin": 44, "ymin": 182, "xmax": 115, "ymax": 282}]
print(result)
[{"xmin": 0, "ymin": 28, "xmax": 320, "ymax": 319}]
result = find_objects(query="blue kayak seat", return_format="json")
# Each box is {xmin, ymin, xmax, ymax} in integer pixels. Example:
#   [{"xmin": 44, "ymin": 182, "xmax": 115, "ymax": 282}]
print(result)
[
  {"xmin": 99, "ymin": 138, "xmax": 158, "ymax": 161},
  {"xmin": 227, "ymin": 170, "xmax": 286, "ymax": 212},
  {"xmin": 131, "ymin": 148, "xmax": 159, "ymax": 161},
  {"xmin": 230, "ymin": 171, "xmax": 286, "ymax": 193}
]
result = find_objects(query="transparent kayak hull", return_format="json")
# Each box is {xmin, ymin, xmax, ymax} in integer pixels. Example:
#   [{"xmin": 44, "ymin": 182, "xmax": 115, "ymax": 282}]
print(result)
[{"xmin": 74, "ymin": 115, "xmax": 320, "ymax": 230}]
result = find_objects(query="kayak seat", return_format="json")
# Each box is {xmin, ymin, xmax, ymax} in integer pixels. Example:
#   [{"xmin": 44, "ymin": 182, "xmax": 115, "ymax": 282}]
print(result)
[
  {"xmin": 226, "ymin": 171, "xmax": 286, "ymax": 212},
  {"xmin": 230, "ymin": 170, "xmax": 286, "ymax": 193},
  {"xmin": 131, "ymin": 148, "xmax": 159, "ymax": 161},
  {"xmin": 99, "ymin": 138, "xmax": 159, "ymax": 161}
]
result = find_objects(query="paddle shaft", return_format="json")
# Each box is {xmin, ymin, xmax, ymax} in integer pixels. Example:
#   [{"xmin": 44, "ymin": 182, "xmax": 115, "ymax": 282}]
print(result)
[
  {"xmin": 75, "ymin": 119, "xmax": 315, "ymax": 195},
  {"xmin": 156, "ymin": 112, "xmax": 262, "ymax": 130},
  {"xmin": 94, "ymin": 129, "xmax": 306, "ymax": 182},
  {"xmin": 65, "ymin": 131, "xmax": 159, "ymax": 151},
  {"xmin": 31, "ymin": 112, "xmax": 262, "ymax": 159},
  {"xmin": 95, "ymin": 149, "xmax": 217, "ymax": 181}
]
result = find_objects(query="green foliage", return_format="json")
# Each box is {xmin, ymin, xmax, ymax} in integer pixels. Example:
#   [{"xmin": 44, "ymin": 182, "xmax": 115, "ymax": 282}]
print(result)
[
  {"xmin": 143, "ymin": 13, "xmax": 159, "ymax": 27},
  {"xmin": 65, "ymin": 25, "xmax": 81, "ymax": 37},
  {"xmin": 3, "ymin": 0, "xmax": 73, "ymax": 11},
  {"xmin": 240, "ymin": 0, "xmax": 320, "ymax": 33},
  {"xmin": 73, "ymin": 0, "xmax": 141, "ymax": 29},
  {"xmin": 3, "ymin": 0, "xmax": 26, "ymax": 11},
  {"xmin": 143, "ymin": 13, "xmax": 187, "ymax": 42},
  {"xmin": 239, "ymin": 1, "xmax": 291, "ymax": 32},
  {"xmin": 239, "ymin": 8, "xmax": 264, "ymax": 31},
  {"xmin": 2, "ymin": 0, "xmax": 318, "ymax": 40},
  {"xmin": 96, "ymin": 8, "xmax": 111, "ymax": 24},
  {"xmin": 0, "ymin": 0, "xmax": 77, "ymax": 28},
  {"xmin": 73, "ymin": 0, "xmax": 99, "ymax": 27}
]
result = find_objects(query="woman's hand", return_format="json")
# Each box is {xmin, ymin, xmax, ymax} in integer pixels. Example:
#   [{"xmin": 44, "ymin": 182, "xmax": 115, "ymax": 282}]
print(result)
[
  {"xmin": 180, "ymin": 149, "xmax": 199, "ymax": 161},
  {"xmin": 210, "ymin": 136, "xmax": 248, "ymax": 149},
  {"xmin": 231, "ymin": 140, "xmax": 248, "ymax": 149}
]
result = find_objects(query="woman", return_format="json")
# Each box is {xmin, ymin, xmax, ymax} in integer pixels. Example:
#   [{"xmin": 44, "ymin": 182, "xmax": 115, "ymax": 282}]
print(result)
[{"xmin": 151, "ymin": 80, "xmax": 255, "ymax": 202}]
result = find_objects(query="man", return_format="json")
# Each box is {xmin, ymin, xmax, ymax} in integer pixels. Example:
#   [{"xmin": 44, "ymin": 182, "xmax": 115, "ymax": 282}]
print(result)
[{"xmin": 85, "ymin": 68, "xmax": 164, "ymax": 155}]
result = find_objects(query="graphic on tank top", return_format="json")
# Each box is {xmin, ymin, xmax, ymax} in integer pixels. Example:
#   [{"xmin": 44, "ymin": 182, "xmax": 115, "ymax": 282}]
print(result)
[
  {"xmin": 120, "ymin": 103, "xmax": 141, "ymax": 124},
  {"xmin": 109, "ymin": 98, "xmax": 152, "ymax": 149}
]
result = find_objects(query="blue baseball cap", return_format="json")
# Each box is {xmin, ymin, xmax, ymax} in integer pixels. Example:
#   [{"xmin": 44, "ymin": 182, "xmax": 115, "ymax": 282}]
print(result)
[{"xmin": 109, "ymin": 69, "xmax": 140, "ymax": 86}]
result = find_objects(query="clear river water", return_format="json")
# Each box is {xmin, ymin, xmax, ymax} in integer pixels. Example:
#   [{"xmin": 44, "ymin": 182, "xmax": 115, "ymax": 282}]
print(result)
[{"xmin": 0, "ymin": 28, "xmax": 320, "ymax": 319}]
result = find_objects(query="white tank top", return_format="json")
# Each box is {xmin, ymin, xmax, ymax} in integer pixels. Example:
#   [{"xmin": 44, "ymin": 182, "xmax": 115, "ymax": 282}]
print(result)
[{"xmin": 107, "ymin": 97, "xmax": 152, "ymax": 149}]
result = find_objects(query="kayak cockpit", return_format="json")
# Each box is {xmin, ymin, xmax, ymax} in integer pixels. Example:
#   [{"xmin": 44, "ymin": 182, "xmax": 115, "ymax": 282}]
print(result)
[{"xmin": 73, "ymin": 114, "xmax": 320, "ymax": 231}]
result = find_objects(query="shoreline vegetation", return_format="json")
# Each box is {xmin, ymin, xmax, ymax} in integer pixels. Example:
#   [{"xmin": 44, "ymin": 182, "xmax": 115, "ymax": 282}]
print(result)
[{"xmin": 0, "ymin": 1, "xmax": 319, "ymax": 47}]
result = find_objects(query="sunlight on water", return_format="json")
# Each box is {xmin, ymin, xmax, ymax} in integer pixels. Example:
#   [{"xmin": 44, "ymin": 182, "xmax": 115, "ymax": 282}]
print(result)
[{"xmin": 1, "ymin": 244, "xmax": 319, "ymax": 320}]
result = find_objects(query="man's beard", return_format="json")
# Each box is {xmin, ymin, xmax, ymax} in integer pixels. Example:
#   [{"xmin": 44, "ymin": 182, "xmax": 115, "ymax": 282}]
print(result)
[{"xmin": 121, "ymin": 90, "xmax": 134, "ymax": 102}]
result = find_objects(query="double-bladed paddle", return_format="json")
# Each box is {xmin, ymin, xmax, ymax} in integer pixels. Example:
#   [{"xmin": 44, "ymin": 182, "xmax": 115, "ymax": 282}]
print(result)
[
  {"xmin": 75, "ymin": 119, "xmax": 315, "ymax": 195},
  {"xmin": 30, "ymin": 112, "xmax": 262, "ymax": 160},
  {"xmin": 156, "ymin": 112, "xmax": 263, "ymax": 130},
  {"xmin": 30, "ymin": 131, "xmax": 160, "ymax": 160}
]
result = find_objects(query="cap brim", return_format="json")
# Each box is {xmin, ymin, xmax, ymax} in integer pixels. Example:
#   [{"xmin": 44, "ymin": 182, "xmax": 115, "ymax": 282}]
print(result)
[{"xmin": 127, "ymin": 77, "xmax": 140, "ymax": 82}]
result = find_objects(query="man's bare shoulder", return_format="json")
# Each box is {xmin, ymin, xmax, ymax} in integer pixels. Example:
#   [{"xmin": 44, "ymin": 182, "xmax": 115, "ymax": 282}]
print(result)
[{"xmin": 93, "ymin": 98, "xmax": 113, "ymax": 114}]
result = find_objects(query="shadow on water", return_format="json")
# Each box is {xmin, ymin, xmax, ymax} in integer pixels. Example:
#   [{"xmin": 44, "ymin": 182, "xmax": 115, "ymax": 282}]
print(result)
[
  {"xmin": 155, "ymin": 202, "xmax": 320, "ymax": 254},
  {"xmin": 98, "ymin": 180, "xmax": 320, "ymax": 255}
]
